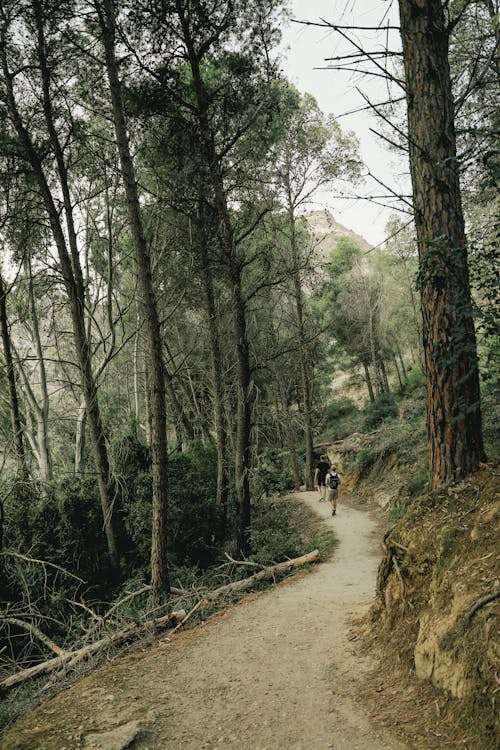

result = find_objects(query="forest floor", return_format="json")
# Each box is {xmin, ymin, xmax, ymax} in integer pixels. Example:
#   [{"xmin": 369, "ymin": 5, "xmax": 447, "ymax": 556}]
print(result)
[{"xmin": 0, "ymin": 493, "xmax": 410, "ymax": 750}]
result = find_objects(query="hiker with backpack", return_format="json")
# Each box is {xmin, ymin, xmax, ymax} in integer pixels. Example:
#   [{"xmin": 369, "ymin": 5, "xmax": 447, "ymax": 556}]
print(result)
[
  {"xmin": 325, "ymin": 466, "xmax": 341, "ymax": 516},
  {"xmin": 314, "ymin": 454, "xmax": 330, "ymax": 502}
]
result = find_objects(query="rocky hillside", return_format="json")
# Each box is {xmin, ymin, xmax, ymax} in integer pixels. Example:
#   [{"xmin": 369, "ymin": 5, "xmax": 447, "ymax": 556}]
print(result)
[
  {"xmin": 303, "ymin": 208, "xmax": 372, "ymax": 263},
  {"xmin": 327, "ymin": 426, "xmax": 499, "ymax": 750}
]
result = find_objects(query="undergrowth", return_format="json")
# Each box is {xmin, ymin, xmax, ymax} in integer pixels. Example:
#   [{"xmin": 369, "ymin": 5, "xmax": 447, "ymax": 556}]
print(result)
[{"xmin": 0, "ymin": 490, "xmax": 335, "ymax": 737}]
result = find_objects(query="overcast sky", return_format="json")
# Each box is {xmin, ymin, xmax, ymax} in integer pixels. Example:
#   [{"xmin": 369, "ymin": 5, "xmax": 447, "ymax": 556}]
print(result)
[{"xmin": 280, "ymin": 0, "xmax": 407, "ymax": 246}]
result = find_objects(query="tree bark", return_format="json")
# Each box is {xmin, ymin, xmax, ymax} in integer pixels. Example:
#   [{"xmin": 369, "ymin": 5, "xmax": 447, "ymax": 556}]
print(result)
[
  {"xmin": 195, "ymin": 201, "xmax": 229, "ymax": 523},
  {"xmin": 396, "ymin": 343, "xmax": 408, "ymax": 380},
  {"xmin": 362, "ymin": 358, "xmax": 375, "ymax": 402},
  {"xmin": 368, "ymin": 306, "xmax": 382, "ymax": 397},
  {"xmin": 393, "ymin": 355, "xmax": 403, "ymax": 389},
  {"xmin": 26, "ymin": 256, "xmax": 52, "ymax": 482},
  {"xmin": 133, "ymin": 306, "xmax": 141, "ymax": 437},
  {"xmin": 0, "ymin": 273, "xmax": 28, "ymax": 480},
  {"xmin": 399, "ymin": 0, "xmax": 484, "ymax": 488},
  {"xmin": 164, "ymin": 363, "xmax": 195, "ymax": 445},
  {"xmin": 177, "ymin": 4, "xmax": 253, "ymax": 553},
  {"xmin": 287, "ymin": 203, "xmax": 314, "ymax": 490},
  {"xmin": 98, "ymin": 0, "xmax": 170, "ymax": 594},
  {"xmin": 379, "ymin": 357, "xmax": 390, "ymax": 394},
  {"xmin": 74, "ymin": 399, "xmax": 87, "ymax": 475},
  {"xmin": 278, "ymin": 380, "xmax": 302, "ymax": 490}
]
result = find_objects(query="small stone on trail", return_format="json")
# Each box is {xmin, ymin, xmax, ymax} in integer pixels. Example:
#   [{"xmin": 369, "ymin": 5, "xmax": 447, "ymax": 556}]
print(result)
[{"xmin": 83, "ymin": 720, "xmax": 142, "ymax": 750}]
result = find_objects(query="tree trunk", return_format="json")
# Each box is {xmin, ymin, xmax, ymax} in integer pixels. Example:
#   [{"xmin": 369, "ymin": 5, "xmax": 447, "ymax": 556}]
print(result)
[
  {"xmin": 178, "ymin": 8, "xmax": 253, "ymax": 553},
  {"xmin": 278, "ymin": 381, "xmax": 302, "ymax": 491},
  {"xmin": 2, "ymin": 13, "xmax": 120, "ymax": 568},
  {"xmin": 368, "ymin": 308, "xmax": 382, "ymax": 397},
  {"xmin": 399, "ymin": 0, "xmax": 484, "ymax": 487},
  {"xmin": 393, "ymin": 355, "xmax": 403, "ymax": 389},
  {"xmin": 362, "ymin": 358, "xmax": 375, "ymax": 402},
  {"xmin": 133, "ymin": 307, "xmax": 141, "ymax": 438},
  {"xmin": 164, "ymin": 364, "xmax": 195, "ymax": 445},
  {"xmin": 0, "ymin": 273, "xmax": 28, "ymax": 480},
  {"xmin": 230, "ymin": 260, "xmax": 253, "ymax": 554},
  {"xmin": 288, "ymin": 206, "xmax": 314, "ymax": 490},
  {"xmin": 196, "ymin": 202, "xmax": 229, "ymax": 524},
  {"xmin": 74, "ymin": 398, "xmax": 86, "ymax": 475},
  {"xmin": 98, "ymin": 0, "xmax": 170, "ymax": 594},
  {"xmin": 396, "ymin": 343, "xmax": 408, "ymax": 380},
  {"xmin": 379, "ymin": 357, "xmax": 390, "ymax": 394},
  {"xmin": 26, "ymin": 256, "xmax": 52, "ymax": 482}
]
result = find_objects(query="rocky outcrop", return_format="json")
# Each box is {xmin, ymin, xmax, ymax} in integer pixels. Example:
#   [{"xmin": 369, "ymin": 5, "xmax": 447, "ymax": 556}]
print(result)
[{"xmin": 371, "ymin": 468, "xmax": 499, "ymax": 746}]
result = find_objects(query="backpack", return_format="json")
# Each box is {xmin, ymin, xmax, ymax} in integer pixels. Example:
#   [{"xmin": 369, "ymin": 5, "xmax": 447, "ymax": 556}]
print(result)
[{"xmin": 328, "ymin": 473, "xmax": 339, "ymax": 490}]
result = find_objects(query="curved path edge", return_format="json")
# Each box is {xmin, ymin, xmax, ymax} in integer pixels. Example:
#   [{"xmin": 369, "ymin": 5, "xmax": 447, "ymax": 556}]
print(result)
[{"xmin": 1, "ymin": 492, "xmax": 409, "ymax": 750}]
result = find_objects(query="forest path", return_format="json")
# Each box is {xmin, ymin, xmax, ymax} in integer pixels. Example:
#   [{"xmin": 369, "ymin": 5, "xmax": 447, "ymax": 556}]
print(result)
[{"xmin": 1, "ymin": 493, "xmax": 409, "ymax": 750}]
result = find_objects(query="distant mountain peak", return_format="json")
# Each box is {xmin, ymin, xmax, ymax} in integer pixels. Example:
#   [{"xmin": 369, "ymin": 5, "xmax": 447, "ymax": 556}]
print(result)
[{"xmin": 303, "ymin": 209, "xmax": 372, "ymax": 253}]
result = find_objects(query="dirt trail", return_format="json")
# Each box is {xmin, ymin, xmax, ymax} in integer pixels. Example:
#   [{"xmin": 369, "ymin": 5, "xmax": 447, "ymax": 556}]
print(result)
[{"xmin": 1, "ymin": 493, "xmax": 410, "ymax": 750}]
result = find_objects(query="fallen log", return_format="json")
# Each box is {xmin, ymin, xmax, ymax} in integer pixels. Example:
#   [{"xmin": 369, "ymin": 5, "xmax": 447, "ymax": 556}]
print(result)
[
  {"xmin": 204, "ymin": 549, "xmax": 320, "ymax": 601},
  {"xmin": 0, "ymin": 609, "xmax": 186, "ymax": 693},
  {"xmin": 0, "ymin": 549, "xmax": 320, "ymax": 692}
]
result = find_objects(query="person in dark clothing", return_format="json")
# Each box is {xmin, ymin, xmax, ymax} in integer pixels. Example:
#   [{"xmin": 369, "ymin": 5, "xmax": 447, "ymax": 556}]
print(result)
[{"xmin": 314, "ymin": 454, "xmax": 330, "ymax": 501}]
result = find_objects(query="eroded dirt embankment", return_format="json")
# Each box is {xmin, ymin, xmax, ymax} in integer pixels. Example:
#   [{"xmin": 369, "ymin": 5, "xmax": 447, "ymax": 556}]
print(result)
[{"xmin": 1, "ymin": 492, "xmax": 409, "ymax": 750}]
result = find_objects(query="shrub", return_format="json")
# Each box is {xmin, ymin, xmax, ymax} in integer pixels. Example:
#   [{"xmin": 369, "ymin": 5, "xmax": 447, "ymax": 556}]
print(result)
[
  {"xmin": 323, "ymin": 396, "xmax": 357, "ymax": 421},
  {"xmin": 398, "ymin": 366, "xmax": 425, "ymax": 396},
  {"xmin": 248, "ymin": 503, "xmax": 303, "ymax": 565},
  {"xmin": 3, "ymin": 478, "xmax": 113, "ymax": 587},
  {"xmin": 363, "ymin": 392, "xmax": 399, "ymax": 429},
  {"xmin": 124, "ymin": 441, "xmax": 221, "ymax": 569},
  {"xmin": 251, "ymin": 448, "xmax": 296, "ymax": 498}
]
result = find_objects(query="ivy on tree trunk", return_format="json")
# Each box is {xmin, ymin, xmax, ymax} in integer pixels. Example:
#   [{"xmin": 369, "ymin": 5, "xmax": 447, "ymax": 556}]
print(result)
[{"xmin": 398, "ymin": 0, "xmax": 485, "ymax": 488}]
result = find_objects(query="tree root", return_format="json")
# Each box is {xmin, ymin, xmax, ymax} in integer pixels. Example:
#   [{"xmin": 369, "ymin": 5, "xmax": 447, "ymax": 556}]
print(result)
[{"xmin": 464, "ymin": 590, "xmax": 500, "ymax": 624}]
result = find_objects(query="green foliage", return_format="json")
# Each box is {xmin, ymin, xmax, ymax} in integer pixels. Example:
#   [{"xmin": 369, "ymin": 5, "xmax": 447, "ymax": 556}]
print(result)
[
  {"xmin": 482, "ymin": 389, "xmax": 500, "ymax": 462},
  {"xmin": 316, "ymin": 396, "xmax": 362, "ymax": 442},
  {"xmin": 363, "ymin": 392, "xmax": 399, "ymax": 429},
  {"xmin": 355, "ymin": 415, "xmax": 427, "ymax": 482},
  {"xmin": 323, "ymin": 396, "xmax": 357, "ymax": 421},
  {"xmin": 249, "ymin": 505, "xmax": 303, "ymax": 565},
  {"xmin": 3, "ymin": 477, "xmax": 116, "ymax": 593},
  {"xmin": 329, "ymin": 236, "xmax": 364, "ymax": 281},
  {"xmin": 398, "ymin": 365, "xmax": 425, "ymax": 396},
  {"xmin": 124, "ymin": 441, "xmax": 221, "ymax": 569},
  {"xmin": 2, "ymin": 439, "xmax": 222, "ymax": 595},
  {"xmin": 251, "ymin": 448, "xmax": 296, "ymax": 498}
]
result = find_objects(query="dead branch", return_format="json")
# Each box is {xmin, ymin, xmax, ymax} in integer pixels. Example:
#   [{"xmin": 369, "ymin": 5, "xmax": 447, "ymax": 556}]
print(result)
[
  {"xmin": 0, "ymin": 550, "xmax": 319, "ymax": 692},
  {"xmin": 223, "ymin": 552, "xmax": 265, "ymax": 569},
  {"xmin": 0, "ymin": 618, "xmax": 68, "ymax": 657},
  {"xmin": 389, "ymin": 540, "xmax": 409, "ymax": 553},
  {"xmin": 0, "ymin": 550, "xmax": 85, "ymax": 584},
  {"xmin": 0, "ymin": 608, "xmax": 186, "ymax": 692},
  {"xmin": 65, "ymin": 599, "xmax": 102, "ymax": 623},
  {"xmin": 100, "ymin": 585, "xmax": 151, "ymax": 625},
  {"xmin": 165, "ymin": 598, "xmax": 209, "ymax": 640}
]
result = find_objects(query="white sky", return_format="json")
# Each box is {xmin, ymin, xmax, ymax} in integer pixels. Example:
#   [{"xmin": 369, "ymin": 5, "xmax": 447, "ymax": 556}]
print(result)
[{"xmin": 280, "ymin": 0, "xmax": 408, "ymax": 246}]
